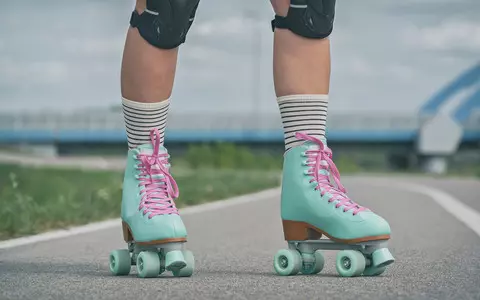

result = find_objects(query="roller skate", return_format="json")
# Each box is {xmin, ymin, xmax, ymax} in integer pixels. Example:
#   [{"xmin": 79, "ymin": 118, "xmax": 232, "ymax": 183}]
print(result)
[
  {"xmin": 273, "ymin": 132, "xmax": 394, "ymax": 277},
  {"xmin": 109, "ymin": 129, "xmax": 194, "ymax": 278}
]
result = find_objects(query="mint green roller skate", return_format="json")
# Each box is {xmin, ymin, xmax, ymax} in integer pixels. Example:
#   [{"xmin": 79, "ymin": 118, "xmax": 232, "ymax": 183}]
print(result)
[
  {"xmin": 273, "ymin": 132, "xmax": 394, "ymax": 277},
  {"xmin": 109, "ymin": 129, "xmax": 194, "ymax": 278}
]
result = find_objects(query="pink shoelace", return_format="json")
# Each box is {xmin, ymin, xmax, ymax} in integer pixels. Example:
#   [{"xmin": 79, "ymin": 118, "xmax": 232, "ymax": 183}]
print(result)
[
  {"xmin": 136, "ymin": 129, "xmax": 179, "ymax": 218},
  {"xmin": 296, "ymin": 132, "xmax": 367, "ymax": 215}
]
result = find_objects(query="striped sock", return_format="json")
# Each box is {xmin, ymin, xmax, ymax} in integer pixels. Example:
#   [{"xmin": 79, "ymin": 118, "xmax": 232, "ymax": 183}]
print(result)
[
  {"xmin": 277, "ymin": 94, "xmax": 328, "ymax": 152},
  {"xmin": 122, "ymin": 97, "xmax": 170, "ymax": 149}
]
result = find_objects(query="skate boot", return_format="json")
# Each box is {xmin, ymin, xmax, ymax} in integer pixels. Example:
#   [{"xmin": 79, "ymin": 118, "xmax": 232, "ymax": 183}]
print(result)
[
  {"xmin": 109, "ymin": 128, "xmax": 194, "ymax": 278},
  {"xmin": 273, "ymin": 132, "xmax": 394, "ymax": 277}
]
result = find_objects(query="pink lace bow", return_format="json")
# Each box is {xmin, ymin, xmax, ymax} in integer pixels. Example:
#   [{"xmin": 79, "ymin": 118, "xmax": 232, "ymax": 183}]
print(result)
[
  {"xmin": 137, "ymin": 129, "xmax": 179, "ymax": 218},
  {"xmin": 296, "ymin": 132, "xmax": 367, "ymax": 215}
]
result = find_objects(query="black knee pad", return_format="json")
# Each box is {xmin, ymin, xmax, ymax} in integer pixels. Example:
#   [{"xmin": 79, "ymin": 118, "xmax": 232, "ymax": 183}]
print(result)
[
  {"xmin": 130, "ymin": 0, "xmax": 200, "ymax": 49},
  {"xmin": 271, "ymin": 0, "xmax": 336, "ymax": 39}
]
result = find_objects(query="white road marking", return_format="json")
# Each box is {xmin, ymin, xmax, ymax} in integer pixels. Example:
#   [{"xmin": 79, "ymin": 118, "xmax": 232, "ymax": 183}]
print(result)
[
  {"xmin": 0, "ymin": 188, "xmax": 280, "ymax": 250},
  {"xmin": 375, "ymin": 180, "xmax": 480, "ymax": 238}
]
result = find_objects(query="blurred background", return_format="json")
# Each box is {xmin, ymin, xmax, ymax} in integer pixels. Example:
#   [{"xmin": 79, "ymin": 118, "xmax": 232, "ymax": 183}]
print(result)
[{"xmin": 0, "ymin": 0, "xmax": 479, "ymax": 238}]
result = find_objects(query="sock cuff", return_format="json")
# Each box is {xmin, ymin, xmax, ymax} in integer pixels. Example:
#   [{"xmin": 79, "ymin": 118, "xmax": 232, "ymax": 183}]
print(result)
[
  {"xmin": 122, "ymin": 97, "xmax": 170, "ymax": 110},
  {"xmin": 277, "ymin": 94, "xmax": 329, "ymax": 103}
]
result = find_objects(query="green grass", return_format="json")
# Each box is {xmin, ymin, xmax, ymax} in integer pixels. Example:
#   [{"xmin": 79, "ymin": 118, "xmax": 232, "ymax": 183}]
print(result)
[
  {"xmin": 183, "ymin": 143, "xmax": 283, "ymax": 170},
  {"xmin": 0, "ymin": 164, "xmax": 280, "ymax": 240}
]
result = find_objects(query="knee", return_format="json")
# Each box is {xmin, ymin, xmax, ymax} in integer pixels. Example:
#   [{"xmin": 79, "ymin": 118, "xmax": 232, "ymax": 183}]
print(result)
[
  {"xmin": 130, "ymin": 0, "xmax": 200, "ymax": 49},
  {"xmin": 271, "ymin": 0, "xmax": 336, "ymax": 39}
]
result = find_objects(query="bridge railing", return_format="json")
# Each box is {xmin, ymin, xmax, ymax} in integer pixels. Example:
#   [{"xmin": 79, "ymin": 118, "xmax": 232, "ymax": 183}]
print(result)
[
  {"xmin": 0, "ymin": 110, "xmax": 478, "ymax": 144},
  {"xmin": 0, "ymin": 111, "xmax": 421, "ymax": 132}
]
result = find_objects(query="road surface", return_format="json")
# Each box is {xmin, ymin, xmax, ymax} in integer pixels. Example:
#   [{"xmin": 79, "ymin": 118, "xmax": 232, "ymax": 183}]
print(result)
[{"xmin": 1, "ymin": 176, "xmax": 480, "ymax": 300}]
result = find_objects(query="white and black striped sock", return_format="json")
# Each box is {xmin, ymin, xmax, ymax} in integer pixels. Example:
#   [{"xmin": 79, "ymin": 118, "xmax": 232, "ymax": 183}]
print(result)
[
  {"xmin": 277, "ymin": 94, "xmax": 328, "ymax": 152},
  {"xmin": 122, "ymin": 97, "xmax": 170, "ymax": 149}
]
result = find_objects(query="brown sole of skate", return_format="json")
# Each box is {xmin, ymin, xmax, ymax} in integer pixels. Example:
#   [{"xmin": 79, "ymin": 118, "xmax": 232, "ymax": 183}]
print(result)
[
  {"xmin": 282, "ymin": 220, "xmax": 390, "ymax": 244},
  {"xmin": 122, "ymin": 221, "xmax": 187, "ymax": 246}
]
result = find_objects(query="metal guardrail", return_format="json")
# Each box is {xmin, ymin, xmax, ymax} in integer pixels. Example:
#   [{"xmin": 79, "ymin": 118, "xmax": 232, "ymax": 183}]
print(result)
[
  {"xmin": 0, "ymin": 111, "xmax": 423, "ymax": 131},
  {"xmin": 0, "ymin": 111, "xmax": 478, "ymax": 144}
]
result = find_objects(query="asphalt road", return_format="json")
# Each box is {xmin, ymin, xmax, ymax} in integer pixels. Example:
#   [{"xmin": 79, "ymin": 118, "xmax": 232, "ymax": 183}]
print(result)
[{"xmin": 1, "ymin": 176, "xmax": 480, "ymax": 300}]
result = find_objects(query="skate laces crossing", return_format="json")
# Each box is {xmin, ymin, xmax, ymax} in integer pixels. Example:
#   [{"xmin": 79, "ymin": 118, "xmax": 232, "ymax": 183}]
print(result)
[
  {"xmin": 136, "ymin": 129, "xmax": 179, "ymax": 218},
  {"xmin": 296, "ymin": 132, "xmax": 367, "ymax": 215}
]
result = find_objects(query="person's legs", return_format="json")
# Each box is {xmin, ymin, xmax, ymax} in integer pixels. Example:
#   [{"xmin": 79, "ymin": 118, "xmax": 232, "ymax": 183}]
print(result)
[
  {"xmin": 109, "ymin": 0, "xmax": 199, "ymax": 278},
  {"xmin": 120, "ymin": 0, "xmax": 178, "ymax": 148},
  {"xmin": 271, "ymin": 0, "xmax": 331, "ymax": 151},
  {"xmin": 122, "ymin": 0, "xmax": 198, "ymax": 148},
  {"xmin": 269, "ymin": 0, "xmax": 395, "ymax": 276},
  {"xmin": 271, "ymin": 1, "xmax": 331, "ymax": 96}
]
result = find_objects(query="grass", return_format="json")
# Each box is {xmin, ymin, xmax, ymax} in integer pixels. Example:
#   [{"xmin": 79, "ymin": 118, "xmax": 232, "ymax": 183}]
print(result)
[
  {"xmin": 1, "ymin": 140, "xmax": 477, "ymax": 241},
  {"xmin": 0, "ymin": 164, "xmax": 281, "ymax": 240}
]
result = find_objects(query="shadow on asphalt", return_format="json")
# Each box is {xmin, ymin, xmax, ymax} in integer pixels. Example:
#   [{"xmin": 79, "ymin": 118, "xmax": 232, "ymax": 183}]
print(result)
[
  {"xmin": 0, "ymin": 261, "xmax": 352, "ymax": 279},
  {"xmin": 0, "ymin": 261, "xmax": 106, "ymax": 276}
]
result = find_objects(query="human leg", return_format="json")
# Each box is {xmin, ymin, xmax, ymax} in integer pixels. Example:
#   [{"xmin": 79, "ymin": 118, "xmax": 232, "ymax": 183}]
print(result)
[
  {"xmin": 122, "ymin": 0, "xmax": 199, "ymax": 147},
  {"xmin": 269, "ymin": 0, "xmax": 395, "ymax": 277},
  {"xmin": 109, "ymin": 0, "xmax": 199, "ymax": 278}
]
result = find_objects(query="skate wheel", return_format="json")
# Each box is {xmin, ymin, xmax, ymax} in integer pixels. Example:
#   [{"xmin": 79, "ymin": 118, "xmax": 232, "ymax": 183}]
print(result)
[
  {"xmin": 363, "ymin": 265, "xmax": 387, "ymax": 276},
  {"xmin": 372, "ymin": 248, "xmax": 395, "ymax": 268},
  {"xmin": 301, "ymin": 250, "xmax": 325, "ymax": 275},
  {"xmin": 137, "ymin": 251, "xmax": 160, "ymax": 278},
  {"xmin": 109, "ymin": 249, "xmax": 131, "ymax": 276},
  {"xmin": 165, "ymin": 250, "xmax": 187, "ymax": 272},
  {"xmin": 172, "ymin": 250, "xmax": 195, "ymax": 277},
  {"xmin": 273, "ymin": 249, "xmax": 302, "ymax": 276},
  {"xmin": 336, "ymin": 250, "xmax": 366, "ymax": 277}
]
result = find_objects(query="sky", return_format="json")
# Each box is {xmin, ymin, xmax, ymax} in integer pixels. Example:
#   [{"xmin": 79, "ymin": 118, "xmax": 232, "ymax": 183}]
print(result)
[{"xmin": 0, "ymin": 0, "xmax": 479, "ymax": 115}]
